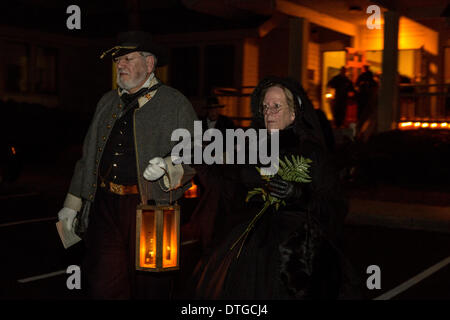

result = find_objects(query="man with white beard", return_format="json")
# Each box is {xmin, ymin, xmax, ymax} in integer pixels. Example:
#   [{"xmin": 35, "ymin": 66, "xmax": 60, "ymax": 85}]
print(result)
[{"xmin": 57, "ymin": 31, "xmax": 197, "ymax": 299}]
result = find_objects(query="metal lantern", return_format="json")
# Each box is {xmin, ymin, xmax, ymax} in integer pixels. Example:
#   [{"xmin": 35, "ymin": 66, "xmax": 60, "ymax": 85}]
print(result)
[{"xmin": 136, "ymin": 204, "xmax": 180, "ymax": 272}]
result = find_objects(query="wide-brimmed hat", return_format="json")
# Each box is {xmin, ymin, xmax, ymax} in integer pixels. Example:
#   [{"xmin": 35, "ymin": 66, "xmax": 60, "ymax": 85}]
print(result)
[
  {"xmin": 100, "ymin": 30, "xmax": 169, "ymax": 66},
  {"xmin": 204, "ymin": 96, "xmax": 225, "ymax": 109}
]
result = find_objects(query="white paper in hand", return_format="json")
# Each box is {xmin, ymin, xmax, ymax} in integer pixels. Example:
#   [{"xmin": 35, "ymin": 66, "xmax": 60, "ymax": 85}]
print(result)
[{"xmin": 56, "ymin": 221, "xmax": 81, "ymax": 249}]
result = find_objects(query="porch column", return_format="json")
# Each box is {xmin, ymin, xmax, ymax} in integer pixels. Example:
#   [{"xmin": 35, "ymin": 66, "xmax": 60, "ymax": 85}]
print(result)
[
  {"xmin": 377, "ymin": 10, "xmax": 399, "ymax": 132},
  {"xmin": 288, "ymin": 17, "xmax": 309, "ymax": 88}
]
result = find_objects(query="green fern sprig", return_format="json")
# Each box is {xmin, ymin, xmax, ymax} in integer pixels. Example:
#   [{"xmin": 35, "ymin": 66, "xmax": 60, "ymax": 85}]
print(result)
[
  {"xmin": 278, "ymin": 155, "xmax": 312, "ymax": 183},
  {"xmin": 231, "ymin": 155, "xmax": 312, "ymax": 257}
]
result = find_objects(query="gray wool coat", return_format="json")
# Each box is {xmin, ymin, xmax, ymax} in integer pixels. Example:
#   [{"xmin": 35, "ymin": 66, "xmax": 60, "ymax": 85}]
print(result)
[{"xmin": 63, "ymin": 84, "xmax": 198, "ymax": 219}]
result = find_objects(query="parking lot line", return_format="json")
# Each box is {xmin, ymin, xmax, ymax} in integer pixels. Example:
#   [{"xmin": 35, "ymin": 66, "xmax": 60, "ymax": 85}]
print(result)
[
  {"xmin": 181, "ymin": 239, "xmax": 199, "ymax": 246},
  {"xmin": 0, "ymin": 192, "xmax": 39, "ymax": 200},
  {"xmin": 16, "ymin": 240, "xmax": 199, "ymax": 284},
  {"xmin": 0, "ymin": 217, "xmax": 56, "ymax": 228},
  {"xmin": 374, "ymin": 256, "xmax": 450, "ymax": 300},
  {"xmin": 17, "ymin": 269, "xmax": 66, "ymax": 284}
]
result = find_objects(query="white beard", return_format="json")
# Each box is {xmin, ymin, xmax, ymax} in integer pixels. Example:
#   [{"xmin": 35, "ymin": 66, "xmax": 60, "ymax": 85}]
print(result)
[{"xmin": 117, "ymin": 69, "xmax": 149, "ymax": 91}]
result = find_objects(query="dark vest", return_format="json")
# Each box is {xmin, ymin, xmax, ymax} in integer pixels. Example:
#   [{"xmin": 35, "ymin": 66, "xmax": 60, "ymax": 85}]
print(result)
[{"xmin": 99, "ymin": 86, "xmax": 160, "ymax": 185}]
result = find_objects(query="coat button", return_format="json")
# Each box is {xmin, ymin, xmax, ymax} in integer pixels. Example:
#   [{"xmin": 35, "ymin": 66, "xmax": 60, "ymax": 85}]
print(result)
[
  {"xmin": 98, "ymin": 147, "xmax": 102, "ymax": 152},
  {"xmin": 92, "ymin": 183, "xmax": 97, "ymax": 187},
  {"xmin": 112, "ymin": 114, "xmax": 117, "ymax": 118},
  {"xmin": 102, "ymin": 136, "xmax": 106, "ymax": 141},
  {"xmin": 107, "ymin": 124, "xmax": 111, "ymax": 129},
  {"xmin": 89, "ymin": 194, "xmax": 94, "ymax": 200}
]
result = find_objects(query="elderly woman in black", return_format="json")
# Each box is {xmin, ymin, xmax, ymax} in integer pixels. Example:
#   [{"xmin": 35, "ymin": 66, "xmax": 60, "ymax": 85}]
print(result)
[{"xmin": 191, "ymin": 76, "xmax": 357, "ymax": 300}]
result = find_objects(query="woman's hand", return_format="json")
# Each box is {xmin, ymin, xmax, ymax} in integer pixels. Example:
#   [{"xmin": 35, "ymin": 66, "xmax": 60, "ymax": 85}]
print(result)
[{"xmin": 267, "ymin": 176, "xmax": 302, "ymax": 200}]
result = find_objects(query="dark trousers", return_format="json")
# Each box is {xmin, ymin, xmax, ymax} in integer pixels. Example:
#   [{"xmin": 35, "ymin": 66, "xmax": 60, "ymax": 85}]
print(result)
[{"xmin": 82, "ymin": 187, "xmax": 174, "ymax": 299}]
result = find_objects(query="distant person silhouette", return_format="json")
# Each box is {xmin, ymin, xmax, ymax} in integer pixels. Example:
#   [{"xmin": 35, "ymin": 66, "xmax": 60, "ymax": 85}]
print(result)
[
  {"xmin": 201, "ymin": 96, "xmax": 235, "ymax": 134},
  {"xmin": 327, "ymin": 67, "xmax": 354, "ymax": 128},
  {"xmin": 355, "ymin": 65, "xmax": 378, "ymax": 133}
]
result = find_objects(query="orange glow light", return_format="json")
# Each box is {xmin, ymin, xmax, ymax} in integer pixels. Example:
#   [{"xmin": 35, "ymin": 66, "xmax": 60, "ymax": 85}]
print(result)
[
  {"xmin": 11, "ymin": 147, "xmax": 16, "ymax": 155},
  {"xmin": 184, "ymin": 180, "xmax": 199, "ymax": 199},
  {"xmin": 398, "ymin": 121, "xmax": 450, "ymax": 130},
  {"xmin": 137, "ymin": 205, "xmax": 180, "ymax": 272}
]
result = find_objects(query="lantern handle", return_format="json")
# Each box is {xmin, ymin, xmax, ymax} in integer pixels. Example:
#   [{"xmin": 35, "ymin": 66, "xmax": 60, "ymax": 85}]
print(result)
[
  {"xmin": 143, "ymin": 161, "xmax": 174, "ymax": 205},
  {"xmin": 160, "ymin": 167, "xmax": 173, "ymax": 205}
]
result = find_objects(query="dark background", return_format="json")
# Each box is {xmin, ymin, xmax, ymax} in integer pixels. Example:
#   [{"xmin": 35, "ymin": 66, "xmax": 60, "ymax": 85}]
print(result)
[{"xmin": 0, "ymin": 0, "xmax": 449, "ymax": 301}]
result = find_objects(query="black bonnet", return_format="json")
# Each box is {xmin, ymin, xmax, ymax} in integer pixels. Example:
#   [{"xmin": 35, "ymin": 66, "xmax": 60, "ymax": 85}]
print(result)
[{"xmin": 250, "ymin": 76, "xmax": 326, "ymax": 148}]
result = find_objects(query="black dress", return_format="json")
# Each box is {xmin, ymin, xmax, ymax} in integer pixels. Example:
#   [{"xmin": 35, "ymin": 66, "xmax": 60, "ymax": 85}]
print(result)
[{"xmin": 192, "ymin": 126, "xmax": 355, "ymax": 299}]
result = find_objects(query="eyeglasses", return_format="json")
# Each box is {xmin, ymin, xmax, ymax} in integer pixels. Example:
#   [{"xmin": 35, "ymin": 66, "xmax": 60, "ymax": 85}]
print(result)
[
  {"xmin": 113, "ymin": 52, "xmax": 152, "ymax": 64},
  {"xmin": 261, "ymin": 103, "xmax": 283, "ymax": 115},
  {"xmin": 113, "ymin": 56, "xmax": 138, "ymax": 64}
]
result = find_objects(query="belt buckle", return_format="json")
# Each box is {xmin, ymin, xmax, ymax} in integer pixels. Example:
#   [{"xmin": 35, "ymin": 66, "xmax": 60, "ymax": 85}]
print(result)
[{"xmin": 110, "ymin": 182, "xmax": 124, "ymax": 195}]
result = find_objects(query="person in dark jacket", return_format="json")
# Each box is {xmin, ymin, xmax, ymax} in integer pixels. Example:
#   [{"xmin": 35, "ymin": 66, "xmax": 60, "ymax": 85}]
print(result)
[
  {"xmin": 189, "ymin": 76, "xmax": 360, "ymax": 300},
  {"xmin": 355, "ymin": 65, "xmax": 378, "ymax": 134},
  {"xmin": 201, "ymin": 96, "xmax": 235, "ymax": 134},
  {"xmin": 327, "ymin": 67, "xmax": 355, "ymax": 128}
]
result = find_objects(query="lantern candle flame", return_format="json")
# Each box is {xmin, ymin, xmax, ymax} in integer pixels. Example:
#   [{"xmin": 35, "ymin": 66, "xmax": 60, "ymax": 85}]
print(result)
[
  {"xmin": 136, "ymin": 205, "xmax": 180, "ymax": 272},
  {"xmin": 166, "ymin": 246, "xmax": 171, "ymax": 260}
]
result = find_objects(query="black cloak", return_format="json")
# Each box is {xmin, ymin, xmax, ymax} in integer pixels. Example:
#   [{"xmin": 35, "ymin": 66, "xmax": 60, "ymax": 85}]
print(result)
[{"xmin": 188, "ymin": 76, "xmax": 359, "ymax": 300}]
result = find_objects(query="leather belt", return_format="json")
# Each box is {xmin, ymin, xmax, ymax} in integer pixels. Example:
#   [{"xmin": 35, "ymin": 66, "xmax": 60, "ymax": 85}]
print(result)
[{"xmin": 101, "ymin": 181, "xmax": 139, "ymax": 196}]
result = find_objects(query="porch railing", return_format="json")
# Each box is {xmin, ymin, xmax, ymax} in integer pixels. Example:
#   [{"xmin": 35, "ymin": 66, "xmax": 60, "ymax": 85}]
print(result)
[
  {"xmin": 212, "ymin": 86, "xmax": 256, "ymax": 128},
  {"xmin": 212, "ymin": 83, "xmax": 450, "ymax": 129},
  {"xmin": 397, "ymin": 83, "xmax": 450, "ymax": 122}
]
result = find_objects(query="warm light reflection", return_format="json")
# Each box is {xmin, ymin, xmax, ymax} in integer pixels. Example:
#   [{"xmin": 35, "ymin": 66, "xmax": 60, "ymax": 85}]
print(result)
[
  {"xmin": 162, "ymin": 209, "xmax": 177, "ymax": 268},
  {"xmin": 137, "ymin": 206, "xmax": 180, "ymax": 272},
  {"xmin": 144, "ymin": 236, "xmax": 155, "ymax": 265},
  {"xmin": 11, "ymin": 147, "xmax": 16, "ymax": 155},
  {"xmin": 398, "ymin": 121, "xmax": 450, "ymax": 130},
  {"xmin": 184, "ymin": 180, "xmax": 199, "ymax": 198}
]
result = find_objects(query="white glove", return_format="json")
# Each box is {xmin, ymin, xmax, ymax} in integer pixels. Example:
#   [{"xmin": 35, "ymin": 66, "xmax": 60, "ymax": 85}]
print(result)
[
  {"xmin": 143, "ymin": 157, "xmax": 167, "ymax": 181},
  {"xmin": 58, "ymin": 207, "xmax": 77, "ymax": 232}
]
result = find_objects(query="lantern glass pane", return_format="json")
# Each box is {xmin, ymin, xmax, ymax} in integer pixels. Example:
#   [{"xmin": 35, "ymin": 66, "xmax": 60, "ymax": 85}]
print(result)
[
  {"xmin": 162, "ymin": 209, "xmax": 177, "ymax": 268},
  {"xmin": 140, "ymin": 210, "xmax": 156, "ymax": 268}
]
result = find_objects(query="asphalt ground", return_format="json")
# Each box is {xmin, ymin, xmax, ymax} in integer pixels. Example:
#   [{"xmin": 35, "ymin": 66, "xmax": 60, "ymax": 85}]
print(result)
[
  {"xmin": 1, "ymin": 157, "xmax": 449, "ymax": 301},
  {"xmin": 0, "ymin": 187, "xmax": 449, "ymax": 301}
]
